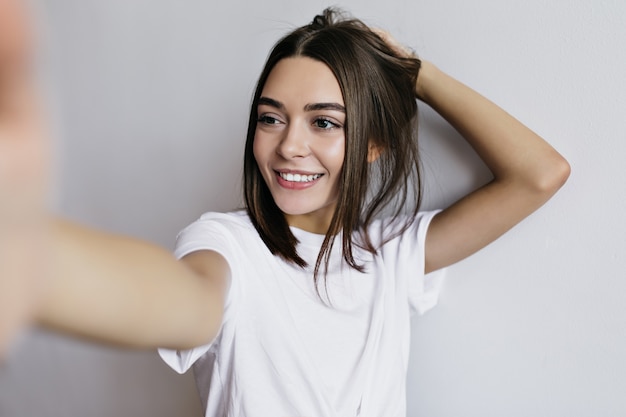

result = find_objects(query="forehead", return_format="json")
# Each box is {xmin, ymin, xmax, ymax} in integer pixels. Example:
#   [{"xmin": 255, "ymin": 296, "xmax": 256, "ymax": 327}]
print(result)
[{"xmin": 261, "ymin": 57, "xmax": 344, "ymax": 106}]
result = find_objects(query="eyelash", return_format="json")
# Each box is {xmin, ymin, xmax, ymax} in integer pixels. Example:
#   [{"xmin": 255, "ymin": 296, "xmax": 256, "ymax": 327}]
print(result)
[
  {"xmin": 313, "ymin": 117, "xmax": 342, "ymax": 130},
  {"xmin": 257, "ymin": 114, "xmax": 342, "ymax": 130},
  {"xmin": 257, "ymin": 115, "xmax": 281, "ymax": 125}
]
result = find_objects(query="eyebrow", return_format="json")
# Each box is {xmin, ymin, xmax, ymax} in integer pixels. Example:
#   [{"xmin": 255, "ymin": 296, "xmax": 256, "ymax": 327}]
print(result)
[{"xmin": 258, "ymin": 96, "xmax": 345, "ymax": 113}]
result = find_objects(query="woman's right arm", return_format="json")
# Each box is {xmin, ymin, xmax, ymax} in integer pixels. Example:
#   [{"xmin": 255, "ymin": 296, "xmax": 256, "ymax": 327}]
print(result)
[
  {"xmin": 40, "ymin": 219, "xmax": 228, "ymax": 350},
  {"xmin": 1, "ymin": 0, "xmax": 226, "ymax": 353}
]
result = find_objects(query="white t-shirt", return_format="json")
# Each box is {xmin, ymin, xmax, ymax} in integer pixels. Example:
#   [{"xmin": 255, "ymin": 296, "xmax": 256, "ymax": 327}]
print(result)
[{"xmin": 159, "ymin": 210, "xmax": 445, "ymax": 417}]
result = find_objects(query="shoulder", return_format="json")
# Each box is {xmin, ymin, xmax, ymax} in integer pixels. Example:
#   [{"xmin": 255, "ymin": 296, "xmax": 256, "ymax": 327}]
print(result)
[
  {"xmin": 175, "ymin": 210, "xmax": 258, "ymax": 259},
  {"xmin": 194, "ymin": 209, "xmax": 253, "ymax": 229},
  {"xmin": 181, "ymin": 210, "xmax": 255, "ymax": 238}
]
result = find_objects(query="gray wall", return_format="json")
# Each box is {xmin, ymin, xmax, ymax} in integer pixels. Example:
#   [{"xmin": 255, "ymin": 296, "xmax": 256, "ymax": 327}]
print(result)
[{"xmin": 1, "ymin": 0, "xmax": 624, "ymax": 416}]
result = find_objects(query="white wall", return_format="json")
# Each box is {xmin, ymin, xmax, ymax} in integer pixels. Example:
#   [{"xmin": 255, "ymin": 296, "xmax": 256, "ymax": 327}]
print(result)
[{"xmin": 1, "ymin": 0, "xmax": 624, "ymax": 416}]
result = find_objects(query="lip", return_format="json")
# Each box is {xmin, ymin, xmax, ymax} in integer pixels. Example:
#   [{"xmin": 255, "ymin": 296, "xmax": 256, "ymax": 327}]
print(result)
[
  {"xmin": 275, "ymin": 168, "xmax": 322, "ymax": 175},
  {"xmin": 274, "ymin": 169, "xmax": 323, "ymax": 190}
]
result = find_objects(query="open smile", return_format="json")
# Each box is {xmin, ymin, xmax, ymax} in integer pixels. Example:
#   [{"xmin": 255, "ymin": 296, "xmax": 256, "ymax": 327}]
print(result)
[
  {"xmin": 277, "ymin": 172, "xmax": 323, "ymax": 182},
  {"xmin": 274, "ymin": 170, "xmax": 324, "ymax": 189}
]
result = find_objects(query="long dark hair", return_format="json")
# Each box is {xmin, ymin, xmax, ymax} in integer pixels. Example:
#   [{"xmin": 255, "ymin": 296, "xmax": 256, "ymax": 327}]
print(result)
[{"xmin": 244, "ymin": 8, "xmax": 422, "ymax": 288}]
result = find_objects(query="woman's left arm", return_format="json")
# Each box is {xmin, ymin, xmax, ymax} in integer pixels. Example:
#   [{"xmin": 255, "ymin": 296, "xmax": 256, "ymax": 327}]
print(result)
[{"xmin": 416, "ymin": 61, "xmax": 570, "ymax": 273}]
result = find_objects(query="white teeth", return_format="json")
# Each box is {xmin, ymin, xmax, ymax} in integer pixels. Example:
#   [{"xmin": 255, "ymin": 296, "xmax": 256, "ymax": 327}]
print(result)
[{"xmin": 280, "ymin": 172, "xmax": 322, "ymax": 182}]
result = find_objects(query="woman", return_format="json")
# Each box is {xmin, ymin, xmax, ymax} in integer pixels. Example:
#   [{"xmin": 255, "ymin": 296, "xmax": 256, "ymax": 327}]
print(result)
[{"xmin": 2, "ymin": 7, "xmax": 569, "ymax": 416}]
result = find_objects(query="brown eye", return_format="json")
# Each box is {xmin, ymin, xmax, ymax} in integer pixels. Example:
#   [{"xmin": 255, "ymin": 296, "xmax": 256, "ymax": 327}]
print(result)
[
  {"xmin": 313, "ymin": 118, "xmax": 340, "ymax": 130},
  {"xmin": 258, "ymin": 115, "xmax": 281, "ymax": 125}
]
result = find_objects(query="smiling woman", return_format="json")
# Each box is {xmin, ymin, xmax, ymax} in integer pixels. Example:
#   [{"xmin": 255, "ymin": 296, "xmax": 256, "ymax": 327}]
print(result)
[
  {"xmin": 243, "ymin": 15, "xmax": 426, "ymax": 282},
  {"xmin": 253, "ymin": 57, "xmax": 347, "ymax": 234},
  {"xmin": 159, "ymin": 8, "xmax": 568, "ymax": 416},
  {"xmin": 3, "ymin": 6, "xmax": 569, "ymax": 417}
]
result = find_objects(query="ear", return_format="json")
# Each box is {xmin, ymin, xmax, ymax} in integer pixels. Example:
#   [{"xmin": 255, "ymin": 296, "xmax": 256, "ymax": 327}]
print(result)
[{"xmin": 367, "ymin": 141, "xmax": 384, "ymax": 163}]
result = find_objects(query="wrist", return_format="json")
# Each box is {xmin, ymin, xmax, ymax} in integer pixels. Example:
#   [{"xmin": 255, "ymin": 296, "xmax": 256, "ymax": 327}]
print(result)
[{"xmin": 414, "ymin": 60, "xmax": 438, "ymax": 102}]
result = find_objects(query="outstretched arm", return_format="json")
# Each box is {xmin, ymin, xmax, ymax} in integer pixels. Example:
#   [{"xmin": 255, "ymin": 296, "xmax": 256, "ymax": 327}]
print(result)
[
  {"xmin": 40, "ymin": 220, "xmax": 228, "ymax": 350},
  {"xmin": 0, "ymin": 0, "xmax": 224, "ymax": 352},
  {"xmin": 0, "ymin": 1, "xmax": 226, "ymax": 352},
  {"xmin": 416, "ymin": 61, "xmax": 570, "ymax": 272}
]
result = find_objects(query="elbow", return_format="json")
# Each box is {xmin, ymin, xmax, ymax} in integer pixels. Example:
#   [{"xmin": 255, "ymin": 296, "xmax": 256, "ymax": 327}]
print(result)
[{"xmin": 533, "ymin": 153, "xmax": 571, "ymax": 198}]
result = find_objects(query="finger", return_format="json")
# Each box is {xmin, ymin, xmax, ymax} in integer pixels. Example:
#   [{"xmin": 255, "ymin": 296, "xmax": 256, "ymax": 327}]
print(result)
[{"xmin": 0, "ymin": 0, "xmax": 34, "ymax": 96}]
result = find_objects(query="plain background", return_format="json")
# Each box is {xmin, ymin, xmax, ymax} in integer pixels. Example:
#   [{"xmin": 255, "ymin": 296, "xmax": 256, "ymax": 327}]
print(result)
[{"xmin": 1, "ymin": 0, "xmax": 625, "ymax": 416}]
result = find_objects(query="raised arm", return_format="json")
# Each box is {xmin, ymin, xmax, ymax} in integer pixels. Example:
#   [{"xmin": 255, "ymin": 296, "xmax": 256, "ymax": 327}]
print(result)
[
  {"xmin": 39, "ymin": 220, "xmax": 228, "ymax": 350},
  {"xmin": 416, "ymin": 61, "xmax": 570, "ymax": 272}
]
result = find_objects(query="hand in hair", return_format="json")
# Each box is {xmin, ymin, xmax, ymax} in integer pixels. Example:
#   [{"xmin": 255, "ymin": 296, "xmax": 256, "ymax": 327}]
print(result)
[
  {"xmin": 419, "ymin": 64, "xmax": 570, "ymax": 272},
  {"xmin": 374, "ymin": 28, "xmax": 570, "ymax": 273},
  {"xmin": 372, "ymin": 28, "xmax": 417, "ymax": 60},
  {"xmin": 372, "ymin": 28, "xmax": 432, "ymax": 100}
]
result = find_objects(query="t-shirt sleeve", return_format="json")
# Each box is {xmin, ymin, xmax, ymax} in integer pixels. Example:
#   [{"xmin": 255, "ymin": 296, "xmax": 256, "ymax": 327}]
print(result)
[
  {"xmin": 411, "ymin": 210, "xmax": 446, "ymax": 315},
  {"xmin": 158, "ymin": 213, "xmax": 240, "ymax": 374},
  {"xmin": 382, "ymin": 210, "xmax": 446, "ymax": 315}
]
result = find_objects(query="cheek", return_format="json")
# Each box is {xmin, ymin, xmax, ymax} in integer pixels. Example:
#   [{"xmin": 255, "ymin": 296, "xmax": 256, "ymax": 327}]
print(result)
[
  {"xmin": 252, "ymin": 132, "xmax": 265, "ymax": 166},
  {"xmin": 252, "ymin": 133, "xmax": 274, "ymax": 184},
  {"xmin": 323, "ymin": 137, "xmax": 346, "ymax": 173}
]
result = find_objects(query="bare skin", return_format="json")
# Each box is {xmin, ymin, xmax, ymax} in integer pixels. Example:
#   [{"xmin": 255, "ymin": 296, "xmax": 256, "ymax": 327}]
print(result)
[
  {"xmin": 374, "ymin": 29, "xmax": 570, "ymax": 272},
  {"xmin": 42, "ymin": 221, "xmax": 228, "ymax": 350},
  {"xmin": 254, "ymin": 57, "xmax": 346, "ymax": 235},
  {"xmin": 0, "ymin": 0, "xmax": 49, "ymax": 358},
  {"xmin": 417, "ymin": 61, "xmax": 570, "ymax": 273},
  {"xmin": 0, "ymin": 1, "xmax": 226, "ymax": 353}
]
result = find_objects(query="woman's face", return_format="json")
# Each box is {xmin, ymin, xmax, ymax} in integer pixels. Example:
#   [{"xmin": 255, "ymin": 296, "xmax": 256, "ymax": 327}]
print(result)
[{"xmin": 253, "ymin": 57, "xmax": 346, "ymax": 234}]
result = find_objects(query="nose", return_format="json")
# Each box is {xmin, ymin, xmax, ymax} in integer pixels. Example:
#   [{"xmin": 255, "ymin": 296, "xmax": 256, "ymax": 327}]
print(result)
[{"xmin": 276, "ymin": 121, "xmax": 310, "ymax": 159}]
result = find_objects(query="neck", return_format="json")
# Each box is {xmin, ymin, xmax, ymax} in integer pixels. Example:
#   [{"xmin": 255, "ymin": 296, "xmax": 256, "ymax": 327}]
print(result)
[{"xmin": 285, "ymin": 211, "xmax": 335, "ymax": 235}]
